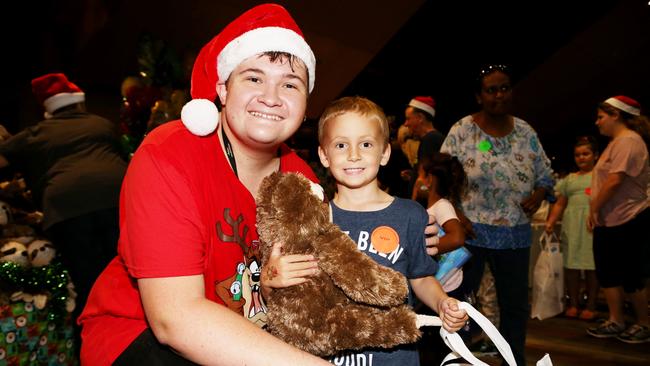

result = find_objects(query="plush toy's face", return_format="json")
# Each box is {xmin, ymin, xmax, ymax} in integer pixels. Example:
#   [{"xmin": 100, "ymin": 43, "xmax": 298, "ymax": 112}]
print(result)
[
  {"xmin": 0, "ymin": 241, "xmax": 29, "ymax": 267},
  {"xmin": 28, "ymin": 239, "xmax": 56, "ymax": 267},
  {"xmin": 257, "ymin": 172, "xmax": 329, "ymax": 255}
]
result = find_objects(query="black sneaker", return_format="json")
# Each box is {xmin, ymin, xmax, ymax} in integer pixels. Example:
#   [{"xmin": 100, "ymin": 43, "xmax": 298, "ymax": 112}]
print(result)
[
  {"xmin": 586, "ymin": 320, "xmax": 626, "ymax": 338},
  {"xmin": 616, "ymin": 324, "xmax": 650, "ymax": 344}
]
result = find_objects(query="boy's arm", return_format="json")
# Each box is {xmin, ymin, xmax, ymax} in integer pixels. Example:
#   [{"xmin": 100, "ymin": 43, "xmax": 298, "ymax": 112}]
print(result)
[
  {"xmin": 410, "ymin": 276, "xmax": 467, "ymax": 332},
  {"xmin": 410, "ymin": 276, "xmax": 446, "ymax": 312}
]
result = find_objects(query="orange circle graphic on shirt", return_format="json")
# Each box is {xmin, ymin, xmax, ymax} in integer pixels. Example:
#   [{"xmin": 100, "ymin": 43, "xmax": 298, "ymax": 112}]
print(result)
[{"xmin": 371, "ymin": 226, "xmax": 400, "ymax": 254}]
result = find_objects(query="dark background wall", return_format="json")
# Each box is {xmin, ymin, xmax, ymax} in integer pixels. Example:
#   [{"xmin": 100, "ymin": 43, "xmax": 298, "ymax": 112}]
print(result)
[{"xmin": 2, "ymin": 0, "xmax": 649, "ymax": 173}]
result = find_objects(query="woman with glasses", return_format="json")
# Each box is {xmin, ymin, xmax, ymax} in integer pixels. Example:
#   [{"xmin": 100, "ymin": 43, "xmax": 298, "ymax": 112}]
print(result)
[{"xmin": 440, "ymin": 64, "xmax": 555, "ymax": 365}]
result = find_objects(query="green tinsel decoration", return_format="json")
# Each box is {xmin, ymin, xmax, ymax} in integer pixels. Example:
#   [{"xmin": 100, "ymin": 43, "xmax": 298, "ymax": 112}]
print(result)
[{"xmin": 0, "ymin": 257, "xmax": 72, "ymax": 324}]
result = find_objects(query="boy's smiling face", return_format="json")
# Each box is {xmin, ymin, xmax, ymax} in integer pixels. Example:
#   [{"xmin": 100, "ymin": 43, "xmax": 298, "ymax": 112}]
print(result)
[
  {"xmin": 217, "ymin": 54, "xmax": 309, "ymax": 150},
  {"xmin": 318, "ymin": 112, "xmax": 391, "ymax": 190}
]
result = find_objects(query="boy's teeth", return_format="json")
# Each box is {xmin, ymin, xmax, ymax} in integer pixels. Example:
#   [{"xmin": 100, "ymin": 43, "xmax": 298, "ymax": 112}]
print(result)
[{"xmin": 250, "ymin": 111, "xmax": 281, "ymax": 120}]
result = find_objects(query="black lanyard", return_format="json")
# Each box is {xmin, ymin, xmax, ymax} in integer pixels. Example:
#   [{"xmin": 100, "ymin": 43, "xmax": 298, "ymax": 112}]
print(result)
[
  {"xmin": 221, "ymin": 129, "xmax": 282, "ymax": 179},
  {"xmin": 222, "ymin": 129, "xmax": 238, "ymax": 177}
]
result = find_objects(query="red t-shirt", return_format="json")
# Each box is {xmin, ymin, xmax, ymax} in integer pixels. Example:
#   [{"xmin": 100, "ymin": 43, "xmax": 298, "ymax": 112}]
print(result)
[{"xmin": 78, "ymin": 121, "xmax": 317, "ymax": 365}]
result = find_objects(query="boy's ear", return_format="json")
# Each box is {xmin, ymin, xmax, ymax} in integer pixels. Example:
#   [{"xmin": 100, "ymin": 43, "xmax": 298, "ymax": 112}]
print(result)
[
  {"xmin": 317, "ymin": 146, "xmax": 330, "ymax": 168},
  {"xmin": 216, "ymin": 83, "xmax": 228, "ymax": 106},
  {"xmin": 380, "ymin": 143, "xmax": 391, "ymax": 166}
]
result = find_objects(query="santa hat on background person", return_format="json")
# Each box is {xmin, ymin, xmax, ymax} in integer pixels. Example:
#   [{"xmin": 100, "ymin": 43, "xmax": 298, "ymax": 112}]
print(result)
[
  {"xmin": 603, "ymin": 95, "xmax": 641, "ymax": 116},
  {"xmin": 408, "ymin": 96, "xmax": 436, "ymax": 119},
  {"xmin": 181, "ymin": 3, "xmax": 316, "ymax": 136},
  {"xmin": 31, "ymin": 73, "xmax": 85, "ymax": 119}
]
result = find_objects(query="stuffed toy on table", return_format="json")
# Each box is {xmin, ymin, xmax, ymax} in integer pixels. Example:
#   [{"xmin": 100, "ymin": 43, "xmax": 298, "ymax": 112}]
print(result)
[
  {"xmin": 256, "ymin": 172, "xmax": 437, "ymax": 357},
  {"xmin": 0, "ymin": 238, "xmax": 78, "ymax": 365}
]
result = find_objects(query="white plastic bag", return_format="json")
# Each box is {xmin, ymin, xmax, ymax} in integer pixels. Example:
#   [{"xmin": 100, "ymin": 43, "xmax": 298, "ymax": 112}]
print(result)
[
  {"xmin": 530, "ymin": 231, "xmax": 564, "ymax": 320},
  {"xmin": 437, "ymin": 302, "xmax": 553, "ymax": 365}
]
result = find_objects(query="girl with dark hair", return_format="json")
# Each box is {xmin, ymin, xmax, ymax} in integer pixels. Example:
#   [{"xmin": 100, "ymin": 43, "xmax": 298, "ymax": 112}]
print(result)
[
  {"xmin": 421, "ymin": 152, "xmax": 467, "ymax": 257},
  {"xmin": 586, "ymin": 96, "xmax": 650, "ymax": 343},
  {"xmin": 545, "ymin": 135, "xmax": 600, "ymax": 320}
]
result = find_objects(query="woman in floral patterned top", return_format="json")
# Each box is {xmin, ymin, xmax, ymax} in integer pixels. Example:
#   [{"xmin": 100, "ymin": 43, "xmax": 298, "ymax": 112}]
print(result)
[{"xmin": 440, "ymin": 64, "xmax": 554, "ymax": 366}]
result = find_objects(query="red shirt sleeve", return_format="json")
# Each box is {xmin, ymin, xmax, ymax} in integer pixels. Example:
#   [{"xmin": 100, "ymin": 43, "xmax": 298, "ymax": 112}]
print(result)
[{"xmin": 119, "ymin": 145, "xmax": 206, "ymax": 279}]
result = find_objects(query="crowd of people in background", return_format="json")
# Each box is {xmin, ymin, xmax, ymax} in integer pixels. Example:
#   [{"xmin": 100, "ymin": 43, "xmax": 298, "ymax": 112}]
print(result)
[{"xmin": 0, "ymin": 3, "xmax": 648, "ymax": 366}]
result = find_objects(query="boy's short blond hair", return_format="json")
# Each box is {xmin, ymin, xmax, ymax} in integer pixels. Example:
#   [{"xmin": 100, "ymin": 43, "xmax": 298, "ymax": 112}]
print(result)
[{"xmin": 318, "ymin": 96, "xmax": 390, "ymax": 145}]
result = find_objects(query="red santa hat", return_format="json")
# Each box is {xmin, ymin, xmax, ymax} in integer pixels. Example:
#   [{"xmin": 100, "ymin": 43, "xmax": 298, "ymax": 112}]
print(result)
[
  {"xmin": 181, "ymin": 3, "xmax": 316, "ymax": 136},
  {"xmin": 603, "ymin": 95, "xmax": 641, "ymax": 116},
  {"xmin": 31, "ymin": 73, "xmax": 85, "ymax": 118},
  {"xmin": 408, "ymin": 96, "xmax": 436, "ymax": 119}
]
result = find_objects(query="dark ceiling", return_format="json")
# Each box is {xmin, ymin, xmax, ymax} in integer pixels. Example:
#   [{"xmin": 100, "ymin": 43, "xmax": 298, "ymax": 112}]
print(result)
[
  {"xmin": 3, "ymin": 0, "xmax": 649, "ymax": 172},
  {"xmin": 342, "ymin": 1, "xmax": 650, "ymax": 172}
]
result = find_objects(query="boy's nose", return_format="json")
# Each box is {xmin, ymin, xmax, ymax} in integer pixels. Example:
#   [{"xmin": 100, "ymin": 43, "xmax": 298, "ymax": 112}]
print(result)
[
  {"xmin": 347, "ymin": 147, "xmax": 361, "ymax": 161},
  {"xmin": 258, "ymin": 85, "xmax": 282, "ymax": 107}
]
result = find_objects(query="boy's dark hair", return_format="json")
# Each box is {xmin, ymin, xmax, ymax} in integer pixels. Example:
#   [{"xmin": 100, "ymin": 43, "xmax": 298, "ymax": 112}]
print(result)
[{"xmin": 421, "ymin": 152, "xmax": 467, "ymax": 205}]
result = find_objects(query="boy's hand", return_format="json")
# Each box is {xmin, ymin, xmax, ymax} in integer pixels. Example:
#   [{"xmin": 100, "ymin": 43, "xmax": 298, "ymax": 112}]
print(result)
[
  {"xmin": 438, "ymin": 297, "xmax": 468, "ymax": 332},
  {"xmin": 261, "ymin": 243, "xmax": 319, "ymax": 293}
]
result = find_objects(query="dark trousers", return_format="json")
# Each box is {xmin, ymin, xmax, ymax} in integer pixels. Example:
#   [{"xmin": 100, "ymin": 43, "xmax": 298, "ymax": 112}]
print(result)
[
  {"xmin": 459, "ymin": 245, "xmax": 530, "ymax": 366},
  {"xmin": 46, "ymin": 208, "xmax": 120, "ymax": 353},
  {"xmin": 114, "ymin": 328, "xmax": 197, "ymax": 365}
]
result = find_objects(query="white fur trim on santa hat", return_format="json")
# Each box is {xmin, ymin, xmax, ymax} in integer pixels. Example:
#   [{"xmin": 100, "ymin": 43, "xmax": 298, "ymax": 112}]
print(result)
[
  {"xmin": 604, "ymin": 97, "xmax": 641, "ymax": 116},
  {"xmin": 408, "ymin": 99, "xmax": 435, "ymax": 118},
  {"xmin": 181, "ymin": 99, "xmax": 220, "ymax": 136},
  {"xmin": 218, "ymin": 27, "xmax": 316, "ymax": 93},
  {"xmin": 43, "ymin": 92, "xmax": 85, "ymax": 114}
]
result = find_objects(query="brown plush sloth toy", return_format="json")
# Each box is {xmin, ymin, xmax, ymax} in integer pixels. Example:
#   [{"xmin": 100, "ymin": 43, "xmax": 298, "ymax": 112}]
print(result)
[{"xmin": 257, "ymin": 171, "xmax": 434, "ymax": 357}]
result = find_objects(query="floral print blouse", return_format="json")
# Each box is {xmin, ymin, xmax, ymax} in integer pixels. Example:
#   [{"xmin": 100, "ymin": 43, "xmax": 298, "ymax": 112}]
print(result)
[{"xmin": 441, "ymin": 115, "xmax": 554, "ymax": 249}]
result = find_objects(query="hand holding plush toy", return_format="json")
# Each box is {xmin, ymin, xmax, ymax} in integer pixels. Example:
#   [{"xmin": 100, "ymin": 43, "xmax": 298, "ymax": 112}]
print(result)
[{"xmin": 256, "ymin": 172, "xmax": 437, "ymax": 356}]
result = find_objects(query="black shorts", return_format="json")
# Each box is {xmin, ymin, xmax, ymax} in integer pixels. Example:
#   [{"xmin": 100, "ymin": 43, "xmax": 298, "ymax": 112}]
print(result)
[
  {"xmin": 593, "ymin": 208, "xmax": 650, "ymax": 292},
  {"xmin": 113, "ymin": 328, "xmax": 197, "ymax": 366}
]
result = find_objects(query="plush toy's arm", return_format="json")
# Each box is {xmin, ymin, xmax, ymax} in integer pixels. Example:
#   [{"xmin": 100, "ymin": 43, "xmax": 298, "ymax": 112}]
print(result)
[{"xmin": 316, "ymin": 229, "xmax": 408, "ymax": 307}]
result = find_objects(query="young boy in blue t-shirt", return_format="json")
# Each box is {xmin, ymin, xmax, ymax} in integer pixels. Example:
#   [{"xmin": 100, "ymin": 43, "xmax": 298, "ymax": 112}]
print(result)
[{"xmin": 316, "ymin": 96, "xmax": 467, "ymax": 365}]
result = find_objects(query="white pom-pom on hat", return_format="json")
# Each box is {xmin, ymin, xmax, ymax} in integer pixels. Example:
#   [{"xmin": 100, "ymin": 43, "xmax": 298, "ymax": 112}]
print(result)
[{"xmin": 181, "ymin": 99, "xmax": 220, "ymax": 136}]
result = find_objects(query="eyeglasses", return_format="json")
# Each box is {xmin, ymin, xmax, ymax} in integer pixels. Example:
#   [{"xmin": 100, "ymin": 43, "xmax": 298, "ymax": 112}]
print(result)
[{"xmin": 482, "ymin": 83, "xmax": 512, "ymax": 95}]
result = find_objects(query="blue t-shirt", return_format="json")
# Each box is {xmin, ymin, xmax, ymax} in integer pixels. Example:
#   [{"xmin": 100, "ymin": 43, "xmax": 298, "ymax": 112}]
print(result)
[{"xmin": 328, "ymin": 197, "xmax": 438, "ymax": 366}]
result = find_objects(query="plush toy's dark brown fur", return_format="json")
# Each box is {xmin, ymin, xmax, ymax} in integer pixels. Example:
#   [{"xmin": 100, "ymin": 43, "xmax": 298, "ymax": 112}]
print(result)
[{"xmin": 257, "ymin": 172, "xmax": 422, "ymax": 356}]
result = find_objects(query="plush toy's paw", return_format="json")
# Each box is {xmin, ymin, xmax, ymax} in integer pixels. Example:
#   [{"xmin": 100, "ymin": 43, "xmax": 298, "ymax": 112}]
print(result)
[{"xmin": 416, "ymin": 314, "xmax": 442, "ymax": 328}]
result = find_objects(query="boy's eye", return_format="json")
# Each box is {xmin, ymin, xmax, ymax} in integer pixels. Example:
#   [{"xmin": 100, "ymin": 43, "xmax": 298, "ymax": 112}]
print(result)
[
  {"xmin": 361, "ymin": 142, "xmax": 373, "ymax": 148},
  {"xmin": 335, "ymin": 143, "xmax": 347, "ymax": 149}
]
